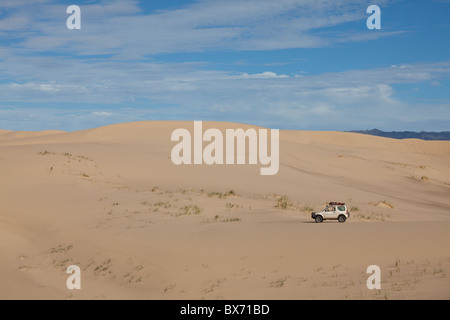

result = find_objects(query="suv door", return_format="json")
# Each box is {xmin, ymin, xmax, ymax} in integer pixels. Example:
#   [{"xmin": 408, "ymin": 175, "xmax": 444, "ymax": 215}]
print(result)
[{"xmin": 324, "ymin": 206, "xmax": 338, "ymax": 219}]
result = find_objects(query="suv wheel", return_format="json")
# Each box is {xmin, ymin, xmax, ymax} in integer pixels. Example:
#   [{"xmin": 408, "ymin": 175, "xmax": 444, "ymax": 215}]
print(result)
[
  {"xmin": 338, "ymin": 215, "xmax": 346, "ymax": 223},
  {"xmin": 315, "ymin": 215, "xmax": 324, "ymax": 223}
]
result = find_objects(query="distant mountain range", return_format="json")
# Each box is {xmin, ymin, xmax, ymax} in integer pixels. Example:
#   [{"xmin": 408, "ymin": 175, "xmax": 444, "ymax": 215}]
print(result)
[{"xmin": 348, "ymin": 129, "xmax": 450, "ymax": 141}]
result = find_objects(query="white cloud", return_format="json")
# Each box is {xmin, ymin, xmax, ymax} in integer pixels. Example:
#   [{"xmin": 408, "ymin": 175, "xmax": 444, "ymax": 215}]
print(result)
[
  {"xmin": 1, "ymin": 59, "xmax": 448, "ymax": 131},
  {"xmin": 240, "ymin": 72, "xmax": 290, "ymax": 79},
  {"xmin": 92, "ymin": 111, "xmax": 113, "ymax": 116},
  {"xmin": 1, "ymin": 0, "xmax": 396, "ymax": 56},
  {"xmin": 0, "ymin": 15, "xmax": 31, "ymax": 31},
  {"xmin": 0, "ymin": 0, "xmax": 52, "ymax": 8}
]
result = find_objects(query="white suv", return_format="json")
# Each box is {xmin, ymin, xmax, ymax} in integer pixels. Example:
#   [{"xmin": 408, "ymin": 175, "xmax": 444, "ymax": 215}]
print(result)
[{"xmin": 311, "ymin": 202, "xmax": 350, "ymax": 223}]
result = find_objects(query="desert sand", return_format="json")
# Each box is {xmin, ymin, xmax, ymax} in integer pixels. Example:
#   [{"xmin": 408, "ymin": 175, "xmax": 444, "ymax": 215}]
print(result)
[{"xmin": 0, "ymin": 121, "xmax": 449, "ymax": 300}]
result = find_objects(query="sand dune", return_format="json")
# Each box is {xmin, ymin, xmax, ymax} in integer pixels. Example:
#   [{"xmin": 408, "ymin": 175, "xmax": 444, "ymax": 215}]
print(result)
[
  {"xmin": 0, "ymin": 121, "xmax": 449, "ymax": 300},
  {"xmin": 0, "ymin": 130, "xmax": 64, "ymax": 141}
]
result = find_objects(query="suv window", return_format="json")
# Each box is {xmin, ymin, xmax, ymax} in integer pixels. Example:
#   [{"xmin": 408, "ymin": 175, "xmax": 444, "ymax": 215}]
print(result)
[{"xmin": 337, "ymin": 205, "xmax": 346, "ymax": 212}]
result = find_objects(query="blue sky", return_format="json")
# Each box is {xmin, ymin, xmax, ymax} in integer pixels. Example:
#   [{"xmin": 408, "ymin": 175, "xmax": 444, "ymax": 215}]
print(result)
[{"xmin": 0, "ymin": 0, "xmax": 449, "ymax": 131}]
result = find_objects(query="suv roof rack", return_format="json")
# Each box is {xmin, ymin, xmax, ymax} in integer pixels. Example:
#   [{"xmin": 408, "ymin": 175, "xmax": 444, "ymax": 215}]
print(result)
[{"xmin": 329, "ymin": 202, "xmax": 345, "ymax": 205}]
